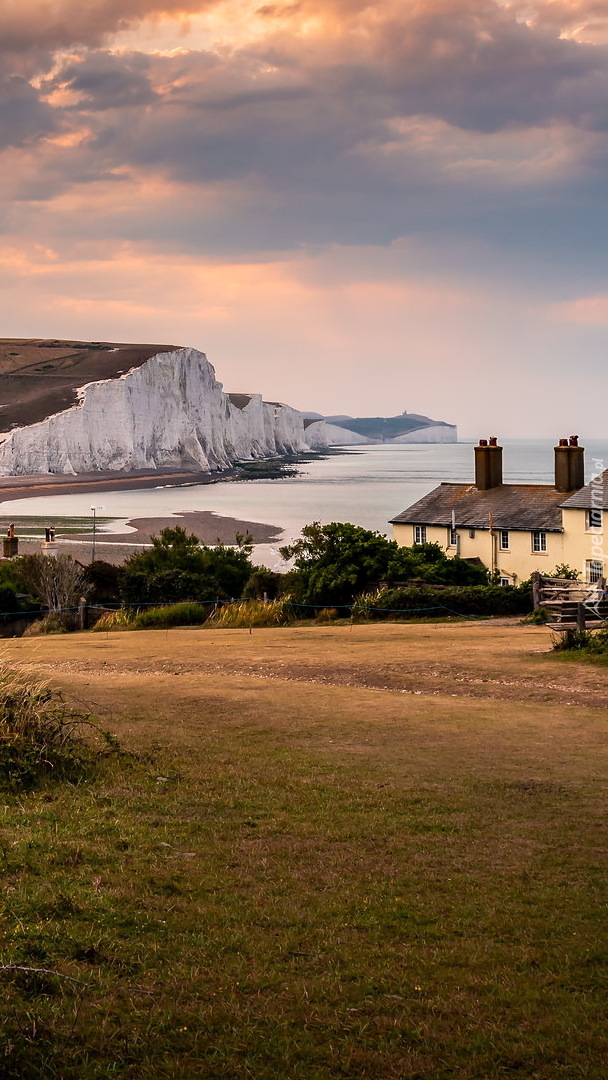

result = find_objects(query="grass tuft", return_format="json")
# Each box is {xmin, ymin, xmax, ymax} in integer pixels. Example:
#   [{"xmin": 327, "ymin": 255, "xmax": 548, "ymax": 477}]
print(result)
[
  {"xmin": 208, "ymin": 599, "xmax": 295, "ymax": 627},
  {"xmin": 91, "ymin": 608, "xmax": 134, "ymax": 632},
  {"xmin": 0, "ymin": 662, "xmax": 112, "ymax": 788}
]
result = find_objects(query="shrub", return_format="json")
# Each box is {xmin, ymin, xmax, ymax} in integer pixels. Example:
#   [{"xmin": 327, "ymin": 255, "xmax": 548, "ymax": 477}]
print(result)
[
  {"xmin": 363, "ymin": 584, "xmax": 533, "ymax": 620},
  {"xmin": 121, "ymin": 526, "xmax": 255, "ymax": 605},
  {"xmin": 208, "ymin": 599, "xmax": 295, "ymax": 628},
  {"xmin": 23, "ymin": 611, "xmax": 78, "ymax": 636},
  {"xmin": 280, "ymin": 522, "xmax": 488, "ymax": 607},
  {"xmin": 553, "ymin": 627, "xmax": 608, "ymax": 654},
  {"xmin": 16, "ymin": 553, "xmax": 89, "ymax": 613},
  {"xmin": 525, "ymin": 605, "xmax": 551, "ymax": 624},
  {"xmin": 0, "ymin": 663, "xmax": 105, "ymax": 788},
  {"xmin": 131, "ymin": 603, "xmax": 209, "ymax": 629}
]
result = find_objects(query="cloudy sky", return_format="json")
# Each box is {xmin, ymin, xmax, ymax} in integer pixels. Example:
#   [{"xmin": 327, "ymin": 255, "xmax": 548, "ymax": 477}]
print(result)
[{"xmin": 2, "ymin": 0, "xmax": 608, "ymax": 436}]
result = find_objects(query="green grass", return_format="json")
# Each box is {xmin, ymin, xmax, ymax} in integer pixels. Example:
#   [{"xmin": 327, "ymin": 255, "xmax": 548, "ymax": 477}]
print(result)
[
  {"xmin": 1, "ymin": 726, "xmax": 608, "ymax": 1078},
  {"xmin": 0, "ymin": 516, "xmax": 112, "ymax": 538}
]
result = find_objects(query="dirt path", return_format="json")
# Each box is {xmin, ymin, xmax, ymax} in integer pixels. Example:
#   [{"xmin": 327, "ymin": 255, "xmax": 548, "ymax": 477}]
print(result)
[{"xmin": 6, "ymin": 621, "xmax": 607, "ymax": 710}]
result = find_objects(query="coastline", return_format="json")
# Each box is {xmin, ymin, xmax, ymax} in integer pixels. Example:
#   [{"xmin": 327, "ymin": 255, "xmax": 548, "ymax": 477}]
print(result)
[
  {"xmin": 0, "ymin": 451, "xmax": 338, "ymax": 505},
  {"xmin": 0, "ymin": 468, "xmax": 236, "ymax": 503},
  {"xmin": 2, "ymin": 510, "xmax": 283, "ymax": 564}
]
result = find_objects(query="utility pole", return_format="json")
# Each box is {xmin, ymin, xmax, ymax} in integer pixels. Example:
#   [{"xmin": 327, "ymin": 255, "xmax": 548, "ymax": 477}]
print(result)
[{"xmin": 90, "ymin": 505, "xmax": 104, "ymax": 562}]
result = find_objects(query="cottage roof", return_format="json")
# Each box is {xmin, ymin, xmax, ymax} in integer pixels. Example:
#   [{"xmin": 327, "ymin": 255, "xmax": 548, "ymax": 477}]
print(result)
[
  {"xmin": 560, "ymin": 470, "xmax": 608, "ymax": 510},
  {"xmin": 389, "ymin": 483, "xmax": 570, "ymax": 532}
]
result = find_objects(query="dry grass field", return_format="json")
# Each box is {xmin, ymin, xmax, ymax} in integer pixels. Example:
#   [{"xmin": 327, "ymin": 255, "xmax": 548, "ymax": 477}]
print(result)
[{"xmin": 1, "ymin": 620, "xmax": 608, "ymax": 1078}]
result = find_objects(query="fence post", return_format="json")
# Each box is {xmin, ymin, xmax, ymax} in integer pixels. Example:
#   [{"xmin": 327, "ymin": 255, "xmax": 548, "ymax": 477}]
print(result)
[
  {"xmin": 78, "ymin": 597, "xmax": 87, "ymax": 631},
  {"xmin": 532, "ymin": 571, "xmax": 541, "ymax": 609},
  {"xmin": 577, "ymin": 603, "xmax": 586, "ymax": 632}
]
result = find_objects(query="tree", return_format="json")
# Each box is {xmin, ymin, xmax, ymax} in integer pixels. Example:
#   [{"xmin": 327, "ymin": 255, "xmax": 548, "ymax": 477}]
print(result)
[
  {"xmin": 85, "ymin": 560, "xmax": 124, "ymax": 605},
  {"xmin": 120, "ymin": 526, "xmax": 255, "ymax": 605},
  {"xmin": 280, "ymin": 522, "xmax": 487, "ymax": 607},
  {"xmin": 17, "ymin": 554, "xmax": 89, "ymax": 613}
]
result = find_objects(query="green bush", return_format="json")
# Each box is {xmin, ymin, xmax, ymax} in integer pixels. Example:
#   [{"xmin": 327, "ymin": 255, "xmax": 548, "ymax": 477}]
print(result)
[
  {"xmin": 364, "ymin": 584, "xmax": 533, "ymax": 619},
  {"xmin": 121, "ymin": 526, "xmax": 254, "ymax": 605},
  {"xmin": 280, "ymin": 523, "xmax": 488, "ymax": 607},
  {"xmin": 131, "ymin": 603, "xmax": 210, "ymax": 629}
]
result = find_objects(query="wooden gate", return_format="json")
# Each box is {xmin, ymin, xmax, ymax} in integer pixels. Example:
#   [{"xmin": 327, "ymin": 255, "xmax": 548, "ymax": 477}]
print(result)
[{"xmin": 532, "ymin": 572, "xmax": 608, "ymax": 630}]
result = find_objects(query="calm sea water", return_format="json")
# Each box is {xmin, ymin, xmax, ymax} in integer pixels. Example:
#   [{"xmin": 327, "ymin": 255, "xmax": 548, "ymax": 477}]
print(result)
[{"xmin": 1, "ymin": 439, "xmax": 607, "ymax": 567}]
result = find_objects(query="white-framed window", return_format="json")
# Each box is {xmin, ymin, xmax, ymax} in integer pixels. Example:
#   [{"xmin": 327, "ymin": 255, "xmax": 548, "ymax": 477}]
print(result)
[
  {"xmin": 499, "ymin": 530, "xmax": 509, "ymax": 550},
  {"xmin": 532, "ymin": 531, "xmax": 547, "ymax": 553},
  {"xmin": 414, "ymin": 525, "xmax": 426, "ymax": 544},
  {"xmin": 499, "ymin": 577, "xmax": 511, "ymax": 587},
  {"xmin": 448, "ymin": 526, "xmax": 458, "ymax": 546},
  {"xmin": 586, "ymin": 559, "xmax": 604, "ymax": 583},
  {"xmin": 588, "ymin": 509, "xmax": 603, "ymax": 530}
]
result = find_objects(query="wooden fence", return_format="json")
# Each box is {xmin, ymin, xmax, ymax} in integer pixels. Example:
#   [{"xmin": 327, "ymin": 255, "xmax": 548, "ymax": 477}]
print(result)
[{"xmin": 532, "ymin": 572, "xmax": 608, "ymax": 631}]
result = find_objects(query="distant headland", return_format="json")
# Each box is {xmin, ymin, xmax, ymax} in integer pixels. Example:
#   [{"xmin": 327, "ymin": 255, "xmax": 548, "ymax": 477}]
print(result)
[{"xmin": 303, "ymin": 411, "xmax": 457, "ymax": 445}]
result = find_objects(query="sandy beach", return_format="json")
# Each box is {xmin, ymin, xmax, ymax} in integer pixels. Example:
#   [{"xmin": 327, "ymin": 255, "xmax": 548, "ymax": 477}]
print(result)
[
  {"xmin": 5, "ymin": 509, "xmax": 283, "ymax": 564},
  {"xmin": 0, "ymin": 467, "xmax": 234, "ymax": 503}
]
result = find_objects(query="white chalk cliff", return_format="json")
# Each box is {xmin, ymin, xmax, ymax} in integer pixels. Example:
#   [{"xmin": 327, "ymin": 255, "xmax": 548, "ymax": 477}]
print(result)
[{"xmin": 0, "ymin": 347, "xmax": 328, "ymax": 476}]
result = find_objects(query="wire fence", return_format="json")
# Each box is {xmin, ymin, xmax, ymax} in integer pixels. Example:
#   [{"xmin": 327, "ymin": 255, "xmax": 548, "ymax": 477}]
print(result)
[{"xmin": 0, "ymin": 597, "xmax": 520, "ymax": 623}]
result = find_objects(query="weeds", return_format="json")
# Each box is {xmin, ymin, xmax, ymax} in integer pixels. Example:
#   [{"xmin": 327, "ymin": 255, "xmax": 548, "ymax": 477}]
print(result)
[
  {"xmin": 91, "ymin": 608, "xmax": 134, "ymax": 632},
  {"xmin": 527, "ymin": 605, "xmax": 551, "ymax": 624},
  {"xmin": 553, "ymin": 626, "xmax": 608, "ymax": 659},
  {"xmin": 208, "ymin": 598, "xmax": 295, "ymax": 627},
  {"xmin": 0, "ymin": 663, "xmax": 111, "ymax": 788},
  {"xmin": 553, "ymin": 627, "xmax": 594, "ymax": 650},
  {"xmin": 23, "ymin": 611, "xmax": 78, "ymax": 636}
]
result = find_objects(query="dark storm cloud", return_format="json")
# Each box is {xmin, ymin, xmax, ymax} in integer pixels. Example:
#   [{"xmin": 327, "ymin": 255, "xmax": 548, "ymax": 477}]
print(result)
[
  {"xmin": 0, "ymin": 0, "xmax": 210, "ymax": 56},
  {"xmin": 51, "ymin": 52, "xmax": 157, "ymax": 110},
  {"xmin": 4, "ymin": 0, "xmax": 608, "ymax": 263},
  {"xmin": 0, "ymin": 74, "xmax": 57, "ymax": 149}
]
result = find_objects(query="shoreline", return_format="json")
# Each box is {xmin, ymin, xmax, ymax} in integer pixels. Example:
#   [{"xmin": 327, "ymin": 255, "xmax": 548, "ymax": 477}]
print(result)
[
  {"xmin": 2, "ymin": 510, "xmax": 284, "ymax": 564},
  {"xmin": 0, "ymin": 450, "xmax": 341, "ymax": 506},
  {"xmin": 0, "ymin": 468, "xmax": 236, "ymax": 504}
]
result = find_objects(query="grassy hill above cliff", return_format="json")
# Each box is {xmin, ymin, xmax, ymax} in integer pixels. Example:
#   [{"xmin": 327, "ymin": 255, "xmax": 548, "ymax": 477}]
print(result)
[{"xmin": 0, "ymin": 338, "xmax": 176, "ymax": 434}]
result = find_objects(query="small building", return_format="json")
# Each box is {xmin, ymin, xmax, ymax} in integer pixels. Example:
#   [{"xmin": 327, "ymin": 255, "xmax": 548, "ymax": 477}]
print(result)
[{"xmin": 390, "ymin": 437, "xmax": 606, "ymax": 584}]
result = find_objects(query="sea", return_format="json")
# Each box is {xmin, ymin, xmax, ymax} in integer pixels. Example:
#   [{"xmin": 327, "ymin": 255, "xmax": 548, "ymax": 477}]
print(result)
[{"xmin": 1, "ymin": 438, "xmax": 607, "ymax": 568}]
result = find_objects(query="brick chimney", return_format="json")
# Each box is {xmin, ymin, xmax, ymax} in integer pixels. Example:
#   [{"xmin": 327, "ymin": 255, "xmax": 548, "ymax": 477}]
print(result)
[
  {"xmin": 554, "ymin": 435, "xmax": 585, "ymax": 492},
  {"xmin": 474, "ymin": 437, "xmax": 503, "ymax": 490}
]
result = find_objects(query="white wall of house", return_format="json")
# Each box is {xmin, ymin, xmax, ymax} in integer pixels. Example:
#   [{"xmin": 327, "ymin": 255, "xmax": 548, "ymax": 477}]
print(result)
[{"xmin": 392, "ymin": 522, "xmax": 570, "ymax": 583}]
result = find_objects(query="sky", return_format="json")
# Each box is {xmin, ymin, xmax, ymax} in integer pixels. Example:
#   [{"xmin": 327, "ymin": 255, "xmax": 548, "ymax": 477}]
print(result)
[{"xmin": 2, "ymin": 0, "xmax": 608, "ymax": 437}]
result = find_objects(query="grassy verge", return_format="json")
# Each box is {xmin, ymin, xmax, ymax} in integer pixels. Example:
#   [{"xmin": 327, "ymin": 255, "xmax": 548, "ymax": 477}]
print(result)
[{"xmin": 1, "ymin": 699, "xmax": 608, "ymax": 1077}]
